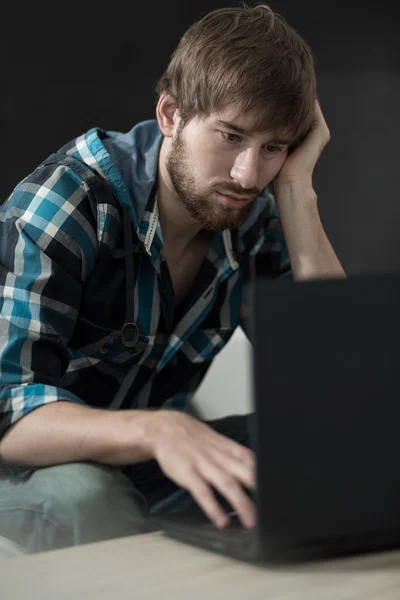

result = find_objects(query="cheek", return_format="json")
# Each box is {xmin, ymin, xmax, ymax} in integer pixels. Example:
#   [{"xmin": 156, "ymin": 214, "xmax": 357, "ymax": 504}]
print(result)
[
  {"xmin": 271, "ymin": 154, "xmax": 288, "ymax": 176},
  {"xmin": 260, "ymin": 154, "xmax": 288, "ymax": 186},
  {"xmin": 195, "ymin": 148, "xmax": 230, "ymax": 179}
]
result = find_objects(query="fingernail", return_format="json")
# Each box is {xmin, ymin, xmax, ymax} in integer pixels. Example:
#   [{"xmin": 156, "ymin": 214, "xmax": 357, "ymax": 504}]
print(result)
[
  {"xmin": 217, "ymin": 515, "xmax": 229, "ymax": 528},
  {"xmin": 246, "ymin": 513, "xmax": 256, "ymax": 529}
]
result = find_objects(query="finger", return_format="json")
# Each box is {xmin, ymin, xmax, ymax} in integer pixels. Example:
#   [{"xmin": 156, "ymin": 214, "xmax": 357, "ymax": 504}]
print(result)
[
  {"xmin": 212, "ymin": 449, "xmax": 256, "ymax": 491},
  {"xmin": 229, "ymin": 442, "xmax": 256, "ymax": 469},
  {"xmin": 213, "ymin": 440, "xmax": 256, "ymax": 487},
  {"xmin": 213, "ymin": 431, "xmax": 255, "ymax": 462},
  {"xmin": 198, "ymin": 460, "xmax": 256, "ymax": 529},
  {"xmin": 187, "ymin": 472, "xmax": 230, "ymax": 528}
]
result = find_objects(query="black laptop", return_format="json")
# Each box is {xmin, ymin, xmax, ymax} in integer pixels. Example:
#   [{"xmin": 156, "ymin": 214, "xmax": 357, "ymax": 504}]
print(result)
[{"xmin": 151, "ymin": 273, "xmax": 400, "ymax": 563}]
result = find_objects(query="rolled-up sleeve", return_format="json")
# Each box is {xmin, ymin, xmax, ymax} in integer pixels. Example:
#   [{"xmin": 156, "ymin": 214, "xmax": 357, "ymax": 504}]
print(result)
[{"xmin": 0, "ymin": 163, "xmax": 98, "ymax": 439}]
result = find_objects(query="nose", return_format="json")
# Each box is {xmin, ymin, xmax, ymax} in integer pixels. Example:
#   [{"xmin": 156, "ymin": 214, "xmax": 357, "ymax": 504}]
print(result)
[{"xmin": 230, "ymin": 148, "xmax": 259, "ymax": 190}]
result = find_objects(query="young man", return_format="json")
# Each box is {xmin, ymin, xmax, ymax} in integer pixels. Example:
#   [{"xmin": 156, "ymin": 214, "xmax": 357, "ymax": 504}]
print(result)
[{"xmin": 0, "ymin": 4, "xmax": 345, "ymax": 553}]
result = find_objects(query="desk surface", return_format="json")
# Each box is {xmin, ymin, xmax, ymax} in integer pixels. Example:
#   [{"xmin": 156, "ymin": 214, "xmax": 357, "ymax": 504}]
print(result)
[{"xmin": 1, "ymin": 532, "xmax": 400, "ymax": 599}]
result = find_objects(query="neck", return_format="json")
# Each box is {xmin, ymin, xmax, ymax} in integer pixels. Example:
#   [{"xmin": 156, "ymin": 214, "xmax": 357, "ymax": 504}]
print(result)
[{"xmin": 157, "ymin": 138, "xmax": 203, "ymax": 248}]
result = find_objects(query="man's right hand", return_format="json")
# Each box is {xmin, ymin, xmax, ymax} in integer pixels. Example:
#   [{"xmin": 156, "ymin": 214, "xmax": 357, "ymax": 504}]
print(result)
[{"xmin": 149, "ymin": 410, "xmax": 256, "ymax": 529}]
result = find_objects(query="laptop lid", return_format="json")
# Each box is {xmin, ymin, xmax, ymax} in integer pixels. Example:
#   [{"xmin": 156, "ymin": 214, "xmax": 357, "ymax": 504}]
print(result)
[{"xmin": 251, "ymin": 273, "xmax": 400, "ymax": 552}]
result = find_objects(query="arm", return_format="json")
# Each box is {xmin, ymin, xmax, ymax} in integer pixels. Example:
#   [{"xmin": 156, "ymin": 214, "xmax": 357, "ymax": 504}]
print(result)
[
  {"xmin": 239, "ymin": 101, "xmax": 344, "ymax": 335},
  {"xmin": 0, "ymin": 162, "xmax": 100, "ymax": 454},
  {"xmin": 0, "ymin": 402, "xmax": 155, "ymax": 466},
  {"xmin": 0, "ymin": 399, "xmax": 256, "ymax": 530},
  {"xmin": 274, "ymin": 179, "xmax": 345, "ymax": 280},
  {"xmin": 273, "ymin": 99, "xmax": 346, "ymax": 281},
  {"xmin": 0, "ymin": 165, "xmax": 159, "ymax": 467}
]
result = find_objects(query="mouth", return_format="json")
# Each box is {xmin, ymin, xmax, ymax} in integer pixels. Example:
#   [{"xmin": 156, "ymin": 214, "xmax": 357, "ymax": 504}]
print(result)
[{"xmin": 216, "ymin": 192, "xmax": 253, "ymax": 209}]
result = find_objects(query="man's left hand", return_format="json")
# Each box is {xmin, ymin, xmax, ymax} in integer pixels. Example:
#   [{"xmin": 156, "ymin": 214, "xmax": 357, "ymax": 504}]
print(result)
[{"xmin": 275, "ymin": 99, "xmax": 330, "ymax": 187}]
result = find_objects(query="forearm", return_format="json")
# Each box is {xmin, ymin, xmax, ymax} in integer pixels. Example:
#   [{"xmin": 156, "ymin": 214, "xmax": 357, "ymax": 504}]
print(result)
[
  {"xmin": 275, "ymin": 179, "xmax": 346, "ymax": 280},
  {"xmin": 0, "ymin": 401, "xmax": 158, "ymax": 467}
]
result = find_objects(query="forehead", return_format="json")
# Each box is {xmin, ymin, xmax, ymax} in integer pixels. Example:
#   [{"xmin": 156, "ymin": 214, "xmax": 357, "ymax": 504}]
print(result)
[{"xmin": 208, "ymin": 105, "xmax": 256, "ymax": 125}]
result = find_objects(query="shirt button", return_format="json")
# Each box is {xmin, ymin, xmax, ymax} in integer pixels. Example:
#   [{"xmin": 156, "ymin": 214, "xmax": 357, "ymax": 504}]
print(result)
[{"xmin": 99, "ymin": 344, "xmax": 108, "ymax": 355}]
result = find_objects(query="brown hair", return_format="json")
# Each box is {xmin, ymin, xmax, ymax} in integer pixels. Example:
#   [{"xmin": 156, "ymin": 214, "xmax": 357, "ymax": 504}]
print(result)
[{"xmin": 156, "ymin": 3, "xmax": 317, "ymax": 145}]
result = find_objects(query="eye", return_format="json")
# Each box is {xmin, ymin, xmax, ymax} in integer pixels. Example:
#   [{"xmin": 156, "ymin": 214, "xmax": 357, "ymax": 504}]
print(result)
[
  {"xmin": 264, "ymin": 144, "xmax": 282, "ymax": 153},
  {"xmin": 221, "ymin": 132, "xmax": 242, "ymax": 143}
]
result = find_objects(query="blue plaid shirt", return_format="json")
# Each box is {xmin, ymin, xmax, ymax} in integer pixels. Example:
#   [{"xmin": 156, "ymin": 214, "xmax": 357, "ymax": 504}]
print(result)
[{"xmin": 0, "ymin": 120, "xmax": 290, "ymax": 439}]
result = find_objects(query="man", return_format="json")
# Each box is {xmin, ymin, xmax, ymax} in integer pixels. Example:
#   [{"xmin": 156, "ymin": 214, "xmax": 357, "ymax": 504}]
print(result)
[{"xmin": 0, "ymin": 4, "xmax": 345, "ymax": 554}]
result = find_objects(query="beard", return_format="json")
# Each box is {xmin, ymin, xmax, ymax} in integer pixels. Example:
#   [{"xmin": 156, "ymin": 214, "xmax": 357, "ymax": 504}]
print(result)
[{"xmin": 165, "ymin": 129, "xmax": 256, "ymax": 231}]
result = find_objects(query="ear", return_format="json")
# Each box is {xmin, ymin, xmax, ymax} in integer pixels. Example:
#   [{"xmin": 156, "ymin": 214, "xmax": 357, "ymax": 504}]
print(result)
[{"xmin": 156, "ymin": 93, "xmax": 180, "ymax": 138}]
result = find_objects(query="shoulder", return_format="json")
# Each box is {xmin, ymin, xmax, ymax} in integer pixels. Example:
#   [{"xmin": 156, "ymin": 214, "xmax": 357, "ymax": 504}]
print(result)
[{"xmin": 2, "ymin": 158, "xmax": 98, "ymax": 230}]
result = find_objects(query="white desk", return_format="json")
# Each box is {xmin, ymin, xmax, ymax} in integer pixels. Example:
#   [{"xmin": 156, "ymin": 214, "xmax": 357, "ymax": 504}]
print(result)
[{"xmin": 2, "ymin": 532, "xmax": 400, "ymax": 599}]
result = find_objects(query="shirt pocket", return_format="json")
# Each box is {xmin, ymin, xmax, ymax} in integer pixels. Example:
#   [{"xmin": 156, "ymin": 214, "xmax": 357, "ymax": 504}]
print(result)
[{"xmin": 70, "ymin": 317, "xmax": 148, "ymax": 364}]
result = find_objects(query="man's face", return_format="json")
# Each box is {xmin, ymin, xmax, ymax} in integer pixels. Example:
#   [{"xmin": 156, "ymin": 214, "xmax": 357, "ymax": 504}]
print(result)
[{"xmin": 166, "ymin": 106, "xmax": 292, "ymax": 231}]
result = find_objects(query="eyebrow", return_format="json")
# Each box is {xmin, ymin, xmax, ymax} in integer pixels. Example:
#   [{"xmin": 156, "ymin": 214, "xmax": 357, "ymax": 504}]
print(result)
[{"xmin": 214, "ymin": 119, "xmax": 293, "ymax": 145}]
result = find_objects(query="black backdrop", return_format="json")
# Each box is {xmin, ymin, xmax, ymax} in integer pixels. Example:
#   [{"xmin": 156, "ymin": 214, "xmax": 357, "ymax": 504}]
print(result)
[{"xmin": 3, "ymin": 1, "xmax": 400, "ymax": 274}]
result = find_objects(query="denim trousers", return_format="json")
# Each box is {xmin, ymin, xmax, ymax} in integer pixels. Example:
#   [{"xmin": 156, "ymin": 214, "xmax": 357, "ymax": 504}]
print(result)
[{"xmin": 0, "ymin": 414, "xmax": 251, "ymax": 555}]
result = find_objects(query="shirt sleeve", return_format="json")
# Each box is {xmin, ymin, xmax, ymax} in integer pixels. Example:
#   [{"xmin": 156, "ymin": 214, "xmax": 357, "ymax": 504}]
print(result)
[{"xmin": 0, "ymin": 162, "xmax": 99, "ymax": 440}]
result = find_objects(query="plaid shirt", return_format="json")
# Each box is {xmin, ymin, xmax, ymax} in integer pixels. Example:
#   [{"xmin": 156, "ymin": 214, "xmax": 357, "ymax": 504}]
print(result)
[{"xmin": 0, "ymin": 120, "xmax": 290, "ymax": 440}]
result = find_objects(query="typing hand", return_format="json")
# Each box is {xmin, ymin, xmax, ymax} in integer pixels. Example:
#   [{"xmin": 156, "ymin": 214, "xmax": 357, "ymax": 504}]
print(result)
[{"xmin": 150, "ymin": 410, "xmax": 256, "ymax": 529}]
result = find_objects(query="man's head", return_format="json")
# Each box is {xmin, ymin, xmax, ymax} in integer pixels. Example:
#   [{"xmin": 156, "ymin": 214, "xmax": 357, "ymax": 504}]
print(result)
[{"xmin": 156, "ymin": 3, "xmax": 317, "ymax": 231}]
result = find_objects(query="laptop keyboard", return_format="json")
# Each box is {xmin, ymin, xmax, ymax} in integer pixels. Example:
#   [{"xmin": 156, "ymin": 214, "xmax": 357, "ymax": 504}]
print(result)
[
  {"xmin": 196, "ymin": 512, "xmax": 247, "ymax": 533},
  {"xmin": 174, "ymin": 515, "xmax": 258, "ymax": 557},
  {"xmin": 195, "ymin": 520, "xmax": 256, "ymax": 539},
  {"xmin": 156, "ymin": 508, "xmax": 258, "ymax": 557}
]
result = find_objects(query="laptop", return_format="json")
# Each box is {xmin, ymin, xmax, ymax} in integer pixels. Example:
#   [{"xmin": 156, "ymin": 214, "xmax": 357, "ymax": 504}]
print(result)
[{"xmin": 151, "ymin": 273, "xmax": 400, "ymax": 563}]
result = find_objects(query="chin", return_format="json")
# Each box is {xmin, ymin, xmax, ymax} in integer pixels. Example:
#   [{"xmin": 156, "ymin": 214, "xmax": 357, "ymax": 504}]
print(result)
[{"xmin": 200, "ymin": 218, "xmax": 244, "ymax": 232}]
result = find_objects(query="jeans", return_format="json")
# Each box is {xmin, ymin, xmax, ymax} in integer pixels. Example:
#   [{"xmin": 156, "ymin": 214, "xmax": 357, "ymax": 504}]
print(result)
[{"xmin": 0, "ymin": 414, "xmax": 251, "ymax": 554}]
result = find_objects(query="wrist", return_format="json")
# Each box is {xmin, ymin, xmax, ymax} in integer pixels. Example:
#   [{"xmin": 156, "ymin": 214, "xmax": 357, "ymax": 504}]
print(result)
[
  {"xmin": 109, "ymin": 409, "xmax": 165, "ymax": 464},
  {"xmin": 274, "ymin": 177, "xmax": 317, "ymax": 214},
  {"xmin": 274, "ymin": 175, "xmax": 315, "ymax": 197}
]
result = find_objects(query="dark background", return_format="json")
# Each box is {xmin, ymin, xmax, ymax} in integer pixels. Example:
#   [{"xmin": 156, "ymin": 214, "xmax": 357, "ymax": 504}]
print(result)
[{"xmin": 3, "ymin": 1, "xmax": 400, "ymax": 274}]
